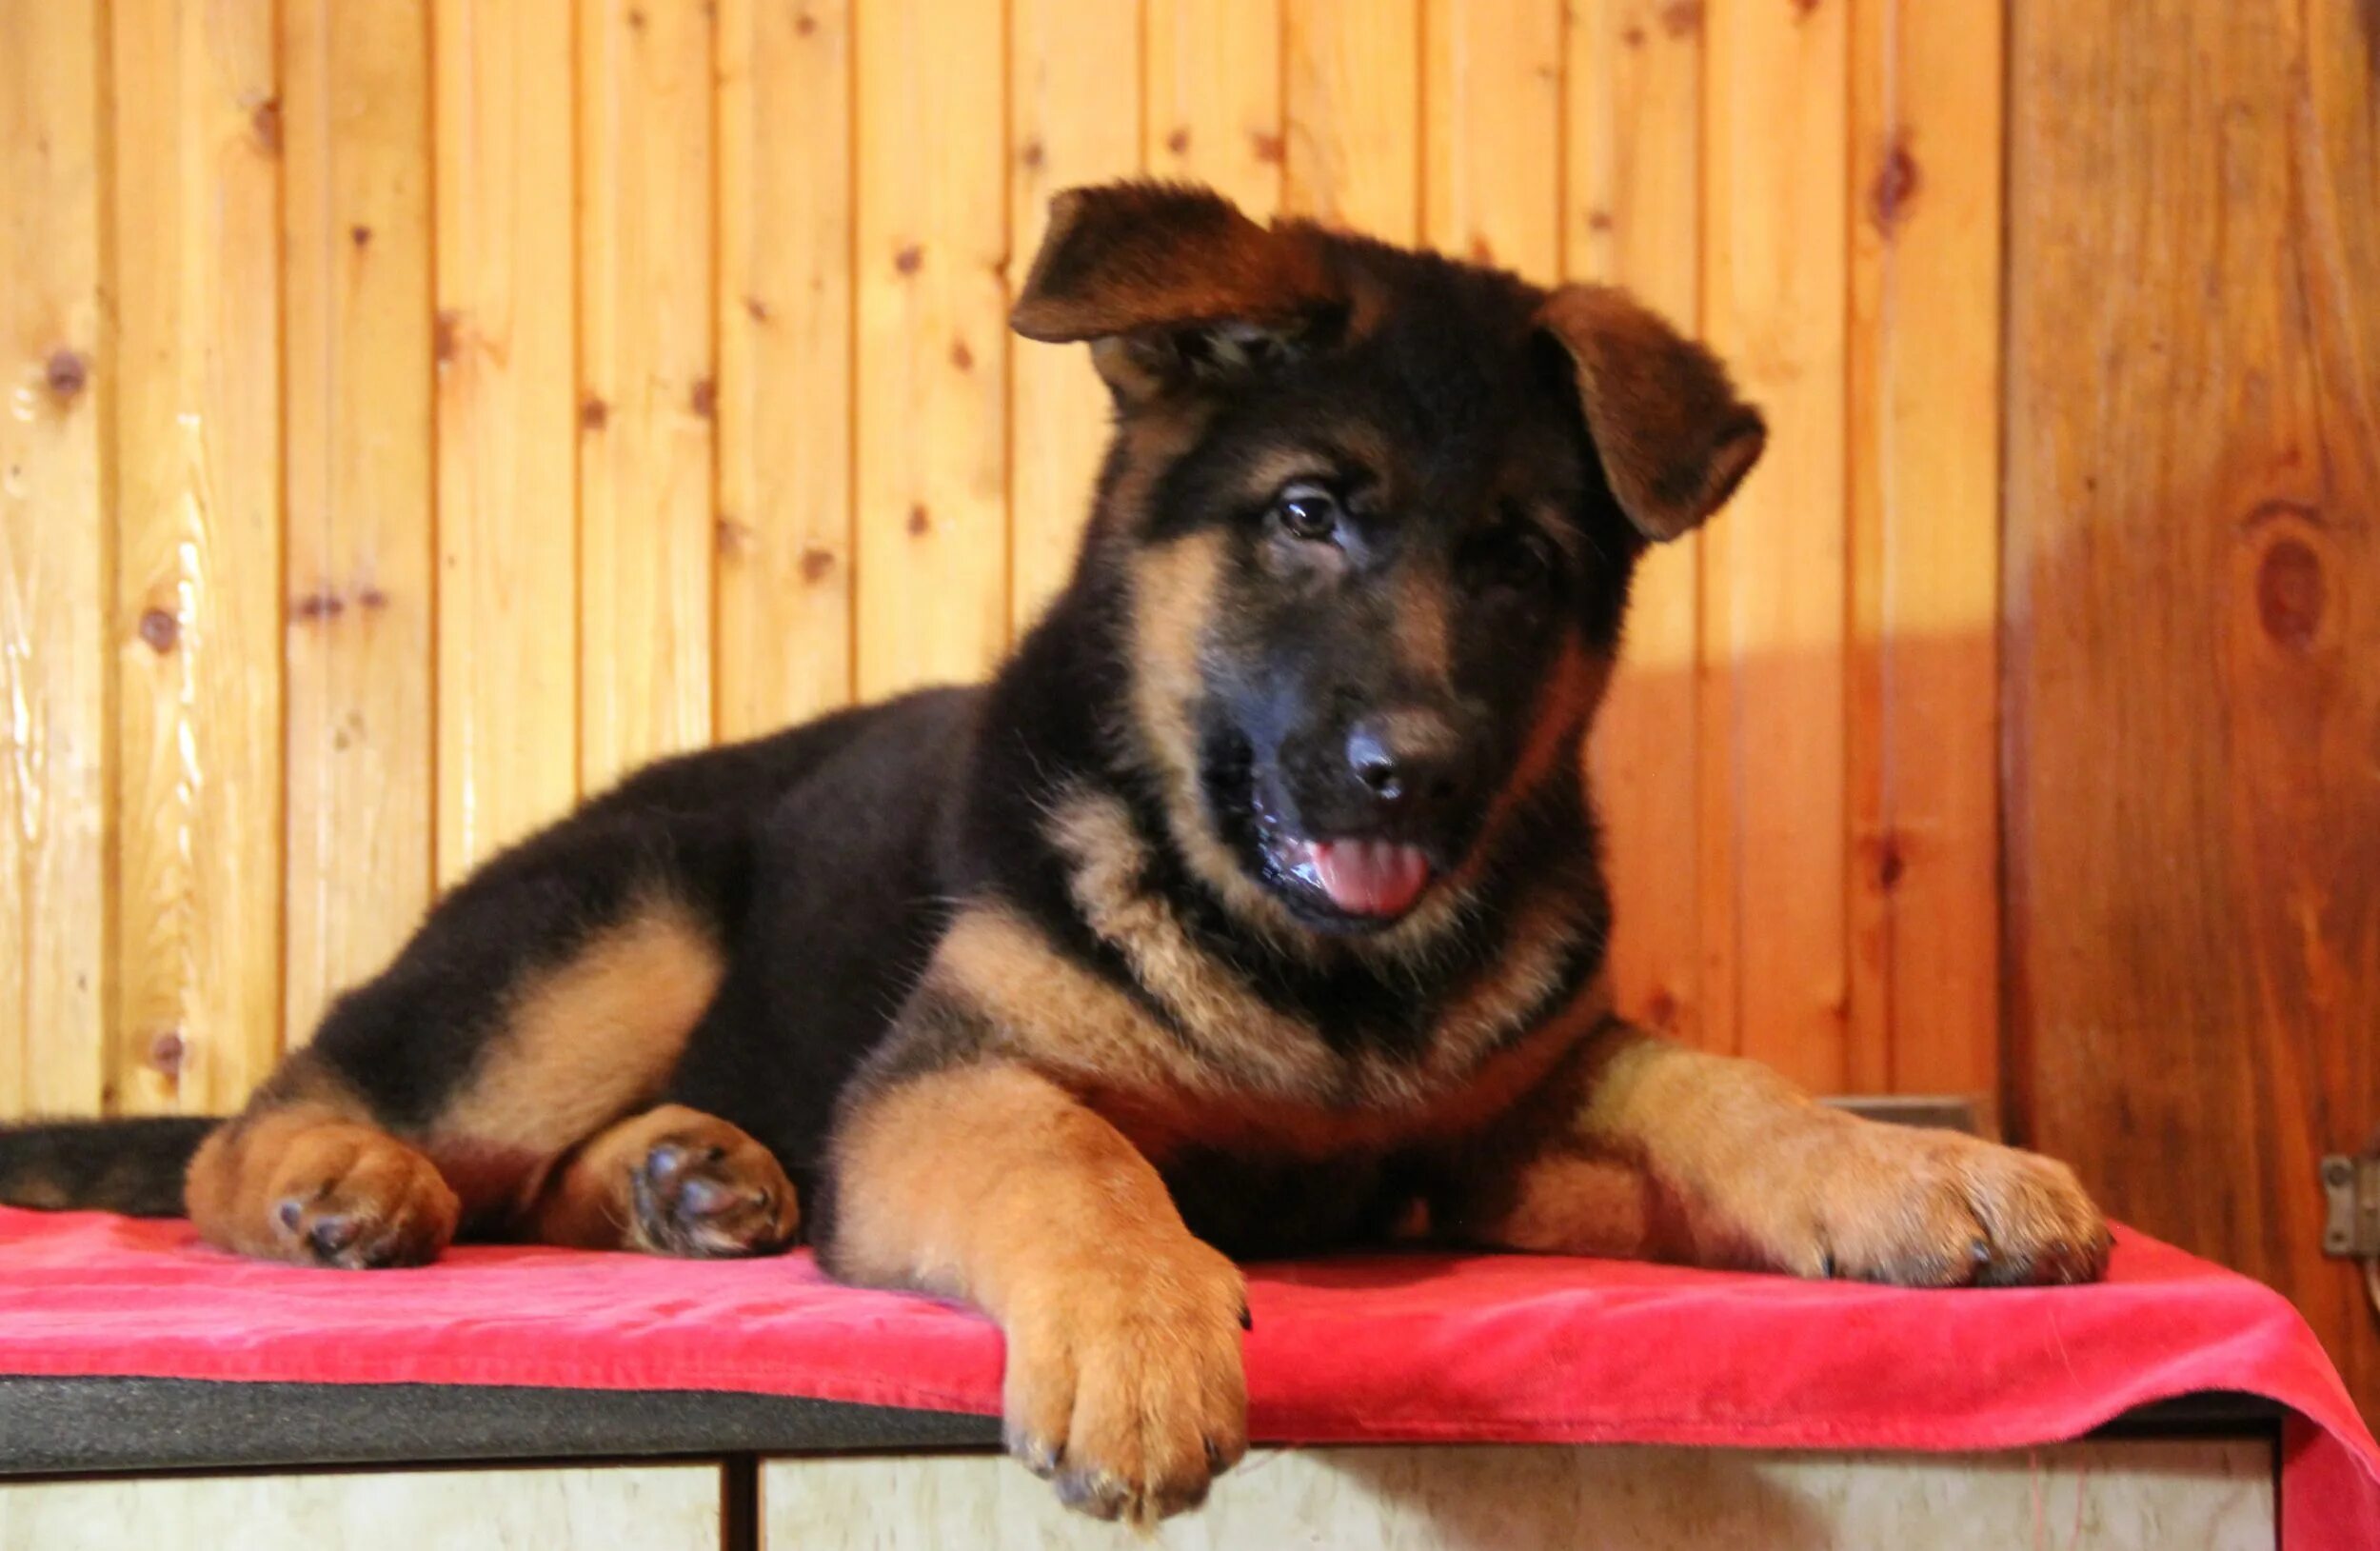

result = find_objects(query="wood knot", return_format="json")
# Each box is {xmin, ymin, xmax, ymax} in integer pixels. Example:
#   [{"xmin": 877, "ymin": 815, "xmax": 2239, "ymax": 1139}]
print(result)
[
  {"xmin": 1019, "ymin": 139, "xmax": 1044, "ymax": 170},
  {"xmin": 43, "ymin": 348, "xmax": 88, "ymax": 402},
  {"xmin": 799, "ymin": 546, "xmax": 837, "ymax": 583},
  {"xmin": 579, "ymin": 395, "xmax": 609, "ymax": 431},
  {"xmin": 2256, "ymin": 535, "xmax": 2325, "ymax": 651},
  {"xmin": 893, "ymin": 244, "xmax": 923, "ymax": 275},
  {"xmin": 433, "ymin": 309, "xmax": 462, "ymax": 365},
  {"xmin": 149, "ymin": 1029, "xmax": 186, "ymax": 1079},
  {"xmin": 1621, "ymin": 24, "xmax": 1646, "ymax": 48},
  {"xmin": 291, "ymin": 589, "xmax": 347, "ymax": 623},
  {"xmin": 1585, "ymin": 209, "xmax": 1614, "ymax": 233},
  {"xmin": 794, "ymin": 9, "xmax": 817, "ymax": 34},
  {"xmin": 249, "ymin": 97, "xmax": 282, "ymax": 154},
  {"xmin": 716, "ymin": 516, "xmax": 757, "ymax": 557},
  {"xmin": 1165, "ymin": 128, "xmax": 1191, "ymax": 156},
  {"xmin": 138, "ymin": 607, "xmax": 179, "ymax": 653},
  {"xmin": 350, "ymin": 224, "xmax": 373, "ymax": 249},
  {"xmin": 949, "ymin": 338, "xmax": 974, "ymax": 372},
  {"xmin": 690, "ymin": 377, "xmax": 717, "ymax": 418},
  {"xmin": 1660, "ymin": 0, "xmax": 1703, "ymax": 36},
  {"xmin": 906, "ymin": 504, "xmax": 930, "ymax": 536},
  {"xmin": 1870, "ymin": 133, "xmax": 1920, "ymax": 235},
  {"xmin": 743, "ymin": 294, "xmax": 772, "ymax": 323},
  {"xmin": 1251, "ymin": 130, "xmax": 1285, "ymax": 165}
]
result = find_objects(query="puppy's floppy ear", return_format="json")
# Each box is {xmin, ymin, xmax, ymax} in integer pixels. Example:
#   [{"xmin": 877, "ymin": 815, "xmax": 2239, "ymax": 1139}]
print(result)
[
  {"xmin": 1011, "ymin": 182, "xmax": 1340, "ymax": 398},
  {"xmin": 1537, "ymin": 285, "xmax": 1766, "ymax": 542}
]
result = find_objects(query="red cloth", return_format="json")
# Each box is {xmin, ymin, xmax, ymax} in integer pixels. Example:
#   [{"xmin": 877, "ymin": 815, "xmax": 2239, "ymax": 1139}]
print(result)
[{"xmin": 0, "ymin": 1211, "xmax": 2370, "ymax": 1547}]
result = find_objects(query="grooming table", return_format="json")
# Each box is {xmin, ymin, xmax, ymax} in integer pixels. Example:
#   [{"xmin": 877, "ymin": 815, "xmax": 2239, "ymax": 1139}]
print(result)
[{"xmin": 0, "ymin": 1210, "xmax": 2370, "ymax": 1549}]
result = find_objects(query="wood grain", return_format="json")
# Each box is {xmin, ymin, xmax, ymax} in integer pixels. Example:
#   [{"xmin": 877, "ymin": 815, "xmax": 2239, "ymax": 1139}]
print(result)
[
  {"xmin": 1422, "ymin": 0, "xmax": 1561, "ymax": 283},
  {"xmin": 1570, "ymin": 0, "xmax": 1704, "ymax": 1048},
  {"xmin": 432, "ymin": 0, "xmax": 578, "ymax": 882},
  {"xmin": 1845, "ymin": 0, "xmax": 2001, "ymax": 1104},
  {"xmin": 279, "ymin": 0, "xmax": 435, "ymax": 1043},
  {"xmin": 852, "ymin": 0, "xmax": 1010, "ymax": 700},
  {"xmin": 1147, "ymin": 0, "xmax": 1283, "ymax": 219},
  {"xmin": 759, "ymin": 1442, "xmax": 2274, "ymax": 1550},
  {"xmin": 1008, "ymin": 0, "xmax": 1142, "ymax": 632},
  {"xmin": 716, "ymin": 0, "xmax": 855, "ymax": 737},
  {"xmin": 577, "ymin": 0, "xmax": 717, "ymax": 791},
  {"xmin": 2006, "ymin": 0, "xmax": 2380, "ymax": 1422},
  {"xmin": 1697, "ymin": 0, "xmax": 1850, "ymax": 1093},
  {"xmin": 1282, "ymin": 0, "xmax": 1418, "ymax": 240},
  {"xmin": 0, "ymin": 0, "xmax": 108, "ymax": 1115},
  {"xmin": 109, "ymin": 0, "xmax": 286, "ymax": 1113},
  {"xmin": 0, "ymin": 1464, "xmax": 723, "ymax": 1551}
]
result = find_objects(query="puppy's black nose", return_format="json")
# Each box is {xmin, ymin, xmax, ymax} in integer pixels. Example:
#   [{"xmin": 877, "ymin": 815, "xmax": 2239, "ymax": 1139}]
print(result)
[{"xmin": 1344, "ymin": 709, "xmax": 1474, "ymax": 815}]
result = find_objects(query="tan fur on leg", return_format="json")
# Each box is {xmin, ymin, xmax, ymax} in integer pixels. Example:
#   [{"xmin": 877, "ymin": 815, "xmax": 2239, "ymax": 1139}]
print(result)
[
  {"xmin": 1452, "ymin": 1024, "xmax": 2112, "ymax": 1286},
  {"xmin": 829, "ymin": 1061, "xmax": 1247, "ymax": 1525}
]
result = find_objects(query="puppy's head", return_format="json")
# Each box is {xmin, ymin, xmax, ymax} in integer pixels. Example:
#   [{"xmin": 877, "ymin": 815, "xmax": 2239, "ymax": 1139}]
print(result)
[{"xmin": 1015, "ymin": 183, "xmax": 1763, "ymax": 939}]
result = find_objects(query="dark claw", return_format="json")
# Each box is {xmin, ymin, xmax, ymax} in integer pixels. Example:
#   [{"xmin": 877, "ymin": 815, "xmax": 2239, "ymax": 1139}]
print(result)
[
  {"xmin": 277, "ymin": 1198, "xmax": 305, "ymax": 1230},
  {"xmin": 1055, "ymin": 1469, "xmax": 1124, "ymax": 1521},
  {"xmin": 307, "ymin": 1214, "xmax": 360, "ymax": 1256},
  {"xmin": 1238, "ymin": 1302, "xmax": 1254, "ymax": 1331}
]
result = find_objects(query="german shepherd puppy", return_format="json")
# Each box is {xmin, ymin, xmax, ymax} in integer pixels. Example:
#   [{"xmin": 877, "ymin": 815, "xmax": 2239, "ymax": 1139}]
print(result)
[{"xmin": 1, "ymin": 184, "xmax": 2109, "ymax": 1523}]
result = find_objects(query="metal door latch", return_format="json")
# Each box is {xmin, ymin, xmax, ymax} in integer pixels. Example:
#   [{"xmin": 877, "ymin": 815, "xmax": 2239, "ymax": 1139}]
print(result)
[{"xmin": 2321, "ymin": 1151, "xmax": 2380, "ymax": 1259}]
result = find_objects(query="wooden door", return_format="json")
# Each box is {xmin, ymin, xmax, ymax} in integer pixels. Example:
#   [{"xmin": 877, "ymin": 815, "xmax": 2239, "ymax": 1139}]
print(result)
[{"xmin": 2005, "ymin": 0, "xmax": 2380, "ymax": 1419}]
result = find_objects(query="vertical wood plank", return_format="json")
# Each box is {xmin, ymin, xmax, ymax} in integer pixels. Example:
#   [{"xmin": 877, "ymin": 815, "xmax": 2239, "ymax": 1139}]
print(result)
[
  {"xmin": 1569, "ymin": 0, "xmax": 1704, "ymax": 1046},
  {"xmin": 1698, "ymin": 0, "xmax": 1849, "ymax": 1092},
  {"xmin": 1845, "ymin": 0, "xmax": 2001, "ymax": 1103},
  {"xmin": 279, "ymin": 0, "xmax": 435, "ymax": 1043},
  {"xmin": 433, "ymin": 0, "xmax": 578, "ymax": 882},
  {"xmin": 852, "ymin": 0, "xmax": 1009, "ymax": 701},
  {"xmin": 1281, "ymin": 0, "xmax": 1417, "ymax": 239},
  {"xmin": 1421, "ymin": 0, "xmax": 1561, "ymax": 281},
  {"xmin": 0, "ymin": 0, "xmax": 108, "ymax": 1116},
  {"xmin": 2007, "ymin": 0, "xmax": 2380, "ymax": 1422},
  {"xmin": 1008, "ymin": 0, "xmax": 1142, "ymax": 631},
  {"xmin": 716, "ymin": 0, "xmax": 854, "ymax": 738},
  {"xmin": 577, "ymin": 0, "xmax": 716, "ymax": 790},
  {"xmin": 109, "ymin": 0, "xmax": 285, "ymax": 1113},
  {"xmin": 1147, "ymin": 0, "xmax": 1282, "ymax": 219}
]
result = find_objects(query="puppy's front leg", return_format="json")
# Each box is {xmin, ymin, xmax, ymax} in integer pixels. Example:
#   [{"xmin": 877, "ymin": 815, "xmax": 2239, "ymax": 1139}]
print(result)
[
  {"xmin": 823, "ymin": 1055, "xmax": 1248, "ymax": 1523},
  {"xmin": 1457, "ymin": 1022, "xmax": 2112, "ymax": 1286}
]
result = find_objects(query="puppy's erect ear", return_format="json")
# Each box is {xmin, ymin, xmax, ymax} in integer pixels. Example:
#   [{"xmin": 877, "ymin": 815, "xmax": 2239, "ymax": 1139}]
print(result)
[
  {"xmin": 1537, "ymin": 285, "xmax": 1766, "ymax": 542},
  {"xmin": 1011, "ymin": 182, "xmax": 1340, "ymax": 398}
]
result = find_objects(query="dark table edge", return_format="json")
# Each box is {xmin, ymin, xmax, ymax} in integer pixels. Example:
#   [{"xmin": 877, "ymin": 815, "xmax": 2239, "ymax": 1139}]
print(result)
[{"xmin": 0, "ymin": 1377, "xmax": 2281, "ymax": 1481}]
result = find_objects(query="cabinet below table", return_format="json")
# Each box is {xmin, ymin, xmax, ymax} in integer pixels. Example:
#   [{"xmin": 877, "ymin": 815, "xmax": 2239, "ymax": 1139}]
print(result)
[{"xmin": 0, "ymin": 1437, "xmax": 2275, "ymax": 1549}]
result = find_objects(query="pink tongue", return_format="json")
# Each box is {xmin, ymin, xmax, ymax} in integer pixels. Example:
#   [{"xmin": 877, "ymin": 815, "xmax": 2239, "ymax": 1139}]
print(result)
[{"xmin": 1304, "ymin": 840, "xmax": 1433, "ymax": 918}]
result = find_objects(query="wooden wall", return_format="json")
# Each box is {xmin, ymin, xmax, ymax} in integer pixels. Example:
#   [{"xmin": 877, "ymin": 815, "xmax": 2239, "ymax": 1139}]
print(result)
[{"xmin": 0, "ymin": 0, "xmax": 2004, "ymax": 1116}]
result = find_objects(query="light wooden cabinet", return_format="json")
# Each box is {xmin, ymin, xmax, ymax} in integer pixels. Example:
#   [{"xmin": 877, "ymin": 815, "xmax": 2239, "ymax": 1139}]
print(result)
[
  {"xmin": 760, "ymin": 1442, "xmax": 2275, "ymax": 1550},
  {"xmin": 0, "ymin": 1464, "xmax": 721, "ymax": 1551}
]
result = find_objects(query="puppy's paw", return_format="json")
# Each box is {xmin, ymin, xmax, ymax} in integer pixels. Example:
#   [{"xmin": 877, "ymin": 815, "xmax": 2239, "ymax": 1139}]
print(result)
[
  {"xmin": 268, "ymin": 1132, "xmax": 460, "ymax": 1270},
  {"xmin": 629, "ymin": 1122, "xmax": 799, "ymax": 1258},
  {"xmin": 1740, "ymin": 1119, "xmax": 2112, "ymax": 1287},
  {"xmin": 1001, "ymin": 1240, "xmax": 1249, "ymax": 1524}
]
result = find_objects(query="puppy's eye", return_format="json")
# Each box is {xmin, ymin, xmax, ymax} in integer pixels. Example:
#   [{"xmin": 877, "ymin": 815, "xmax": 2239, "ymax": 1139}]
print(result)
[
  {"xmin": 1274, "ymin": 484, "xmax": 1342, "ymax": 544},
  {"xmin": 1474, "ymin": 527, "xmax": 1557, "ymax": 591}
]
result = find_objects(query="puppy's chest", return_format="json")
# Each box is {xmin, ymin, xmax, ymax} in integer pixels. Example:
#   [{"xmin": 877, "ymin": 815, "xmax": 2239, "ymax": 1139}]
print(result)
[{"xmin": 1155, "ymin": 1146, "xmax": 1425, "ymax": 1258}]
